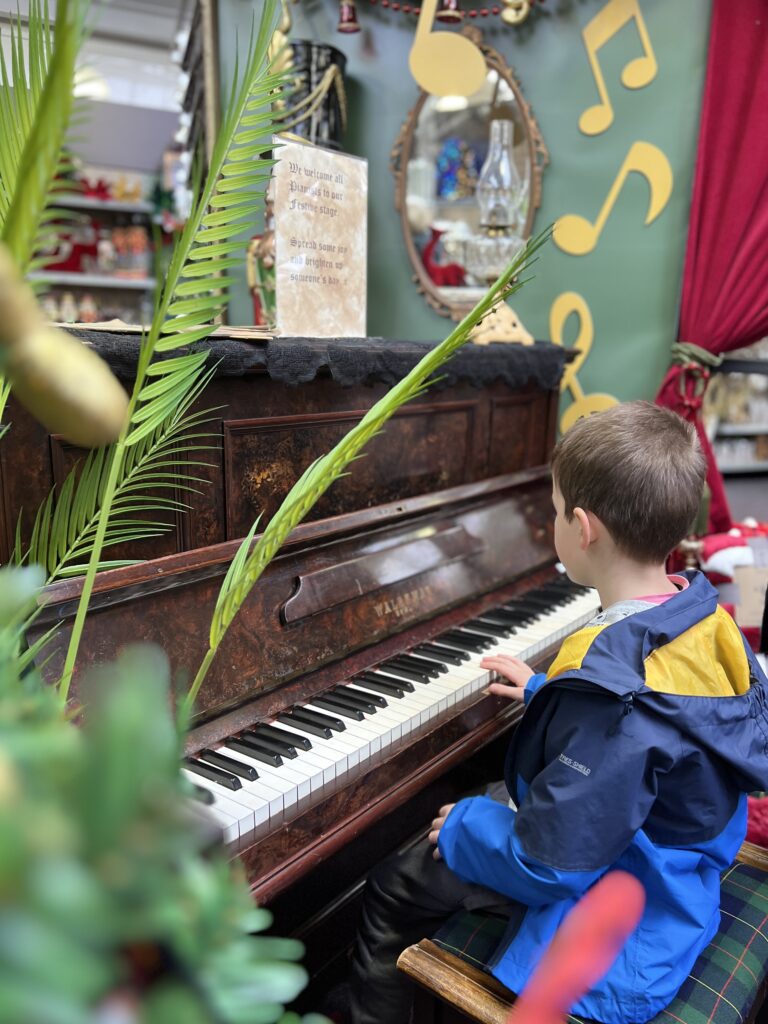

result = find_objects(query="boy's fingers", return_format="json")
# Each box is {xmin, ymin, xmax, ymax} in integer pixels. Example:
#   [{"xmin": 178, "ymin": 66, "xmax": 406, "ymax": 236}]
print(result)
[
  {"xmin": 487, "ymin": 681, "xmax": 525, "ymax": 701},
  {"xmin": 480, "ymin": 655, "xmax": 531, "ymax": 677}
]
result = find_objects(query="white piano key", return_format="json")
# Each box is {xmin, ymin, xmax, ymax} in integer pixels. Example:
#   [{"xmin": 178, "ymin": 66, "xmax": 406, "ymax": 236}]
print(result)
[
  {"xmin": 269, "ymin": 721, "xmax": 339, "ymax": 785},
  {"xmin": 182, "ymin": 769, "xmax": 258, "ymax": 835},
  {"xmin": 302, "ymin": 703, "xmax": 378, "ymax": 765},
  {"xmin": 185, "ymin": 765, "xmax": 284, "ymax": 829},
  {"xmin": 296, "ymin": 711, "xmax": 355, "ymax": 773},
  {"xmin": 218, "ymin": 745, "xmax": 308, "ymax": 807}
]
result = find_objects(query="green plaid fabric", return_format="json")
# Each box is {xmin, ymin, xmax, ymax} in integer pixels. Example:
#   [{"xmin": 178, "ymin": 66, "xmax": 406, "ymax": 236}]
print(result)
[{"xmin": 431, "ymin": 861, "xmax": 768, "ymax": 1023}]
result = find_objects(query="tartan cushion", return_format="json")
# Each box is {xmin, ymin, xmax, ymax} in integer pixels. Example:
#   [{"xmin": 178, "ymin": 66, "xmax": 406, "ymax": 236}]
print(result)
[{"xmin": 431, "ymin": 861, "xmax": 768, "ymax": 1023}]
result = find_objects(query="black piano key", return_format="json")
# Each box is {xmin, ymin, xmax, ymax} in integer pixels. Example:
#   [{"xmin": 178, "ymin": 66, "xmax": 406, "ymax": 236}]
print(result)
[
  {"xmin": 534, "ymin": 584, "xmax": 576, "ymax": 603},
  {"xmin": 354, "ymin": 674, "xmax": 406, "ymax": 699},
  {"xmin": 439, "ymin": 629, "xmax": 491, "ymax": 652},
  {"xmin": 357, "ymin": 670, "xmax": 414, "ymax": 693},
  {"xmin": 457, "ymin": 627, "xmax": 498, "ymax": 646},
  {"xmin": 464, "ymin": 618, "xmax": 512, "ymax": 638},
  {"xmin": 312, "ymin": 694, "xmax": 365, "ymax": 720},
  {"xmin": 277, "ymin": 711, "xmax": 333, "ymax": 739},
  {"xmin": 379, "ymin": 660, "xmax": 431, "ymax": 684},
  {"xmin": 488, "ymin": 604, "xmax": 532, "ymax": 619},
  {"xmin": 499, "ymin": 602, "xmax": 542, "ymax": 621},
  {"xmin": 335, "ymin": 685, "xmax": 386, "ymax": 709},
  {"xmin": 291, "ymin": 706, "xmax": 346, "ymax": 732},
  {"xmin": 226, "ymin": 737, "xmax": 283, "ymax": 767},
  {"xmin": 184, "ymin": 758, "xmax": 242, "ymax": 791},
  {"xmin": 404, "ymin": 652, "xmax": 449, "ymax": 674},
  {"xmin": 514, "ymin": 594, "xmax": 556, "ymax": 611},
  {"xmin": 243, "ymin": 731, "xmax": 298, "ymax": 759},
  {"xmin": 415, "ymin": 643, "xmax": 468, "ymax": 666},
  {"xmin": 434, "ymin": 634, "xmax": 483, "ymax": 654},
  {"xmin": 474, "ymin": 611, "xmax": 521, "ymax": 629},
  {"xmin": 251, "ymin": 722, "xmax": 312, "ymax": 751},
  {"xmin": 190, "ymin": 783, "xmax": 215, "ymax": 805},
  {"xmin": 327, "ymin": 690, "xmax": 378, "ymax": 714},
  {"xmin": 388, "ymin": 654, "xmax": 441, "ymax": 678},
  {"xmin": 198, "ymin": 748, "xmax": 258, "ymax": 781}
]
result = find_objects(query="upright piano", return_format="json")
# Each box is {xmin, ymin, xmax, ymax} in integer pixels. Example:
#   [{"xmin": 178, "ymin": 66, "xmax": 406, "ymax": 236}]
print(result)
[{"xmin": 29, "ymin": 334, "xmax": 595, "ymax": 1003}]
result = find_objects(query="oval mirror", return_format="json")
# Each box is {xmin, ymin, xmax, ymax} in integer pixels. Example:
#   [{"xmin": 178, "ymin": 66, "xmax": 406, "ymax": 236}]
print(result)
[{"xmin": 391, "ymin": 29, "xmax": 548, "ymax": 320}]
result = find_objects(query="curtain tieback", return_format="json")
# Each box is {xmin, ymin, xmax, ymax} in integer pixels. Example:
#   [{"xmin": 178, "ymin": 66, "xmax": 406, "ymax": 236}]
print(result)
[{"xmin": 670, "ymin": 342, "xmax": 723, "ymax": 409}]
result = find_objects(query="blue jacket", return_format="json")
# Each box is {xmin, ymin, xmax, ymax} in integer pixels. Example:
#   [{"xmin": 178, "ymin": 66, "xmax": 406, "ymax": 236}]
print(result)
[{"xmin": 438, "ymin": 571, "xmax": 768, "ymax": 1023}]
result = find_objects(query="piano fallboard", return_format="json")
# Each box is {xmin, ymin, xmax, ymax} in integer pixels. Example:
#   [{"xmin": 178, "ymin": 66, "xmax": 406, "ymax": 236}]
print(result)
[{"xmin": 35, "ymin": 468, "xmax": 555, "ymax": 722}]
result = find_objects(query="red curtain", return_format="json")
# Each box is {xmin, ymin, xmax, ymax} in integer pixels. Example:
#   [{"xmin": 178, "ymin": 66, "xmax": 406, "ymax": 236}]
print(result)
[{"xmin": 655, "ymin": 0, "xmax": 768, "ymax": 532}]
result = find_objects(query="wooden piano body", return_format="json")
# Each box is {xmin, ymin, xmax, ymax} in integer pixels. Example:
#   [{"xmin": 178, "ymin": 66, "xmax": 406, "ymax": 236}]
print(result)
[{"xmin": 29, "ymin": 336, "xmax": 575, "ymax": 1006}]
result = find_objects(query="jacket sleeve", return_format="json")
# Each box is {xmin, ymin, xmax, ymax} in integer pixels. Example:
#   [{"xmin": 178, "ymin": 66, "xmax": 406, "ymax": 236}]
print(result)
[{"xmin": 437, "ymin": 687, "xmax": 661, "ymax": 905}]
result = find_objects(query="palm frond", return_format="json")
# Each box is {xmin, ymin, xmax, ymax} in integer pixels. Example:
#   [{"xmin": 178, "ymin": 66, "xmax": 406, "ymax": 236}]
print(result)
[
  {"xmin": 125, "ymin": 13, "xmax": 285, "ymax": 446},
  {"xmin": 58, "ymin": 0, "xmax": 283, "ymax": 700},
  {"xmin": 1, "ymin": 0, "xmax": 89, "ymax": 272},
  {"xmin": 18, "ymin": 367, "xmax": 221, "ymax": 581},
  {"xmin": 0, "ymin": 1, "xmax": 52, "ymax": 228},
  {"xmin": 181, "ymin": 230, "xmax": 553, "ymax": 713}
]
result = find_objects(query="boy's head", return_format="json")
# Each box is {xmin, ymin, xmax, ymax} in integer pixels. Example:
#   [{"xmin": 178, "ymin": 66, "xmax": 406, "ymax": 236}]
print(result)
[{"xmin": 550, "ymin": 402, "xmax": 706, "ymax": 581}]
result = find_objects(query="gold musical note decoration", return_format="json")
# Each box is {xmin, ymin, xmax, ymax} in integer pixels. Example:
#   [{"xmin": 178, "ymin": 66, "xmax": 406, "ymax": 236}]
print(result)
[
  {"xmin": 409, "ymin": 0, "xmax": 487, "ymax": 97},
  {"xmin": 579, "ymin": 0, "xmax": 658, "ymax": 136},
  {"xmin": 553, "ymin": 140, "xmax": 672, "ymax": 256},
  {"xmin": 549, "ymin": 291, "xmax": 618, "ymax": 433}
]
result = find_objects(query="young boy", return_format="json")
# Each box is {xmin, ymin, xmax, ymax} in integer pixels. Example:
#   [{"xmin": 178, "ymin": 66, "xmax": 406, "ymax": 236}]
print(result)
[{"xmin": 347, "ymin": 401, "xmax": 768, "ymax": 1024}]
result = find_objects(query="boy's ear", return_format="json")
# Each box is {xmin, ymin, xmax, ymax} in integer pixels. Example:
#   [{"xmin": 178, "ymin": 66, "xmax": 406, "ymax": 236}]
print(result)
[{"xmin": 573, "ymin": 506, "xmax": 598, "ymax": 551}]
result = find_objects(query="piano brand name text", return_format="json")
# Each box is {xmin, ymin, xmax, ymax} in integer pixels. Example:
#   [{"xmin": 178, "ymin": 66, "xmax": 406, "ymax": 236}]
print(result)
[{"xmin": 374, "ymin": 585, "xmax": 434, "ymax": 620}]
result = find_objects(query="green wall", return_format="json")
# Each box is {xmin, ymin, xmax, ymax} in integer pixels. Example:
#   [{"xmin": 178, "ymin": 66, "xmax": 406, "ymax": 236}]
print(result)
[{"xmin": 218, "ymin": 0, "xmax": 710, "ymax": 406}]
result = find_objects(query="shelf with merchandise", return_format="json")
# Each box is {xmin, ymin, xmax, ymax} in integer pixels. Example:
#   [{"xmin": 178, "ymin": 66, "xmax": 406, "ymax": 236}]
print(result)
[
  {"xmin": 53, "ymin": 193, "xmax": 154, "ymax": 215},
  {"xmin": 705, "ymin": 340, "xmax": 768, "ymax": 476},
  {"xmin": 29, "ymin": 271, "xmax": 156, "ymax": 290}
]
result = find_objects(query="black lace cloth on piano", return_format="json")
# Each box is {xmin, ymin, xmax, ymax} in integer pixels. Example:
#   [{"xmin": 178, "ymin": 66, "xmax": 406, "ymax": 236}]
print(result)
[{"xmin": 68, "ymin": 331, "xmax": 567, "ymax": 392}]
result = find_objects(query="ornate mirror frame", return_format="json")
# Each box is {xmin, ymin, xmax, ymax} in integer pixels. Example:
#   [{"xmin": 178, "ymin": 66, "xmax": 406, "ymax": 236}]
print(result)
[{"xmin": 391, "ymin": 28, "xmax": 549, "ymax": 320}]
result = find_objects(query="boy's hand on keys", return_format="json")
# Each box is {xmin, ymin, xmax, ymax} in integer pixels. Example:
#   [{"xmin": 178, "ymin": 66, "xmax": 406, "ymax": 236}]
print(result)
[
  {"xmin": 428, "ymin": 803, "xmax": 456, "ymax": 861},
  {"xmin": 481, "ymin": 655, "xmax": 535, "ymax": 702}
]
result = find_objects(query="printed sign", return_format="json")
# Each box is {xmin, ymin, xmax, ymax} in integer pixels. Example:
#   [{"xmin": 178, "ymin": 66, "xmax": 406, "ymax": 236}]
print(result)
[{"xmin": 273, "ymin": 137, "xmax": 367, "ymax": 337}]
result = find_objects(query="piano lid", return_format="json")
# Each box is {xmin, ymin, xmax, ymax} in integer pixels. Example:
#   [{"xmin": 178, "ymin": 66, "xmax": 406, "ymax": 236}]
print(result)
[{"xmin": 33, "ymin": 467, "xmax": 555, "ymax": 722}]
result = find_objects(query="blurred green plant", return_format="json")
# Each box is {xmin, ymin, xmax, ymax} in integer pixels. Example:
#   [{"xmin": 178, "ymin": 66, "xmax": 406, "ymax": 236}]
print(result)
[{"xmin": 0, "ymin": 565, "xmax": 322, "ymax": 1024}]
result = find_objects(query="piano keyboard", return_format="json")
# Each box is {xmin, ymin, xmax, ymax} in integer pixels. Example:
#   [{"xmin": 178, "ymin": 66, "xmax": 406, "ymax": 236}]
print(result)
[{"xmin": 183, "ymin": 578, "xmax": 600, "ymax": 843}]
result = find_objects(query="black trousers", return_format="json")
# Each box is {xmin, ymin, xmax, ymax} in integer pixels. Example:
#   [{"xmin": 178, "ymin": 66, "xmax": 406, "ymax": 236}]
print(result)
[{"xmin": 348, "ymin": 832, "xmax": 521, "ymax": 1024}]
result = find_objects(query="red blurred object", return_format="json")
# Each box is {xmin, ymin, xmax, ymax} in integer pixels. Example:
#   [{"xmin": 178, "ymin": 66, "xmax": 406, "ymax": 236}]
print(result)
[
  {"xmin": 508, "ymin": 872, "xmax": 645, "ymax": 1024},
  {"xmin": 436, "ymin": 0, "xmax": 463, "ymax": 20},
  {"xmin": 82, "ymin": 176, "xmax": 112, "ymax": 201},
  {"xmin": 421, "ymin": 227, "xmax": 466, "ymax": 287},
  {"xmin": 41, "ymin": 231, "xmax": 99, "ymax": 274},
  {"xmin": 337, "ymin": 0, "xmax": 361, "ymax": 31},
  {"xmin": 747, "ymin": 795, "xmax": 768, "ymax": 848}
]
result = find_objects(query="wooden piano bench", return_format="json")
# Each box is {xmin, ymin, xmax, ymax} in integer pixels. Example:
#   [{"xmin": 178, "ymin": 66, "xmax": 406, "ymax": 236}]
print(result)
[{"xmin": 397, "ymin": 841, "xmax": 768, "ymax": 1024}]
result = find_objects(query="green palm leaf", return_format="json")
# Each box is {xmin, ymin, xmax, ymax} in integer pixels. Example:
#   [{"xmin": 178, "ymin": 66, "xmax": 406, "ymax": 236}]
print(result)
[
  {"xmin": 18, "ymin": 367, "xmax": 221, "ymax": 581},
  {"xmin": 2, "ymin": 0, "xmax": 88, "ymax": 271},
  {"xmin": 0, "ymin": 1, "xmax": 52, "ymax": 230},
  {"xmin": 182, "ymin": 230, "xmax": 553, "ymax": 713},
  {"xmin": 58, "ymin": 0, "xmax": 283, "ymax": 700}
]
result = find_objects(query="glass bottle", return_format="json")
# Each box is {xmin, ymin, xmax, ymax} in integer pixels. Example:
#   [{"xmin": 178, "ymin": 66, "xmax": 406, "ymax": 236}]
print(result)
[{"xmin": 476, "ymin": 119, "xmax": 522, "ymax": 229}]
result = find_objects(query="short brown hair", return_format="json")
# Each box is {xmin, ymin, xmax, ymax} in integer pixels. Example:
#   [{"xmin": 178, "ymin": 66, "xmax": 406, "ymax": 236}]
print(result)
[{"xmin": 550, "ymin": 402, "xmax": 706, "ymax": 563}]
